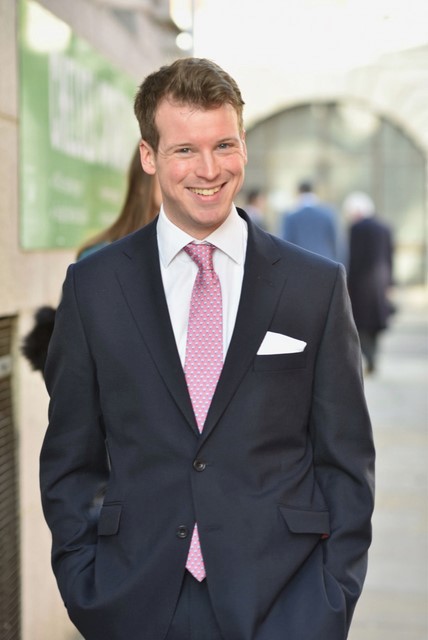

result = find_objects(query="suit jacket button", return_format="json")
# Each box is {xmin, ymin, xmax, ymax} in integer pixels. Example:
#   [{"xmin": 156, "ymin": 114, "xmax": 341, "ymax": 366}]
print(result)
[
  {"xmin": 176, "ymin": 525, "xmax": 188, "ymax": 539},
  {"xmin": 193, "ymin": 459, "xmax": 206, "ymax": 472}
]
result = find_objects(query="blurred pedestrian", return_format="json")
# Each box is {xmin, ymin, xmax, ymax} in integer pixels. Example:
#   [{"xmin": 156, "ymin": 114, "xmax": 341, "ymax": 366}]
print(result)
[
  {"xmin": 244, "ymin": 187, "xmax": 267, "ymax": 229},
  {"xmin": 40, "ymin": 57, "xmax": 374, "ymax": 640},
  {"xmin": 21, "ymin": 144, "xmax": 160, "ymax": 376},
  {"xmin": 344, "ymin": 191, "xmax": 394, "ymax": 373},
  {"xmin": 280, "ymin": 179, "xmax": 343, "ymax": 261}
]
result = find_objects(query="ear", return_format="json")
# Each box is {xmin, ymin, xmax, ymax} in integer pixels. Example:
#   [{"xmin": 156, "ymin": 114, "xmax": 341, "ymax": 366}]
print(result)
[{"xmin": 139, "ymin": 140, "xmax": 156, "ymax": 175}]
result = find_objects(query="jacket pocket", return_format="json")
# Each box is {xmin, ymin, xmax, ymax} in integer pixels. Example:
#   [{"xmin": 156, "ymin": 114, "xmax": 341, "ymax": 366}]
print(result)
[
  {"xmin": 279, "ymin": 505, "xmax": 330, "ymax": 536},
  {"xmin": 254, "ymin": 352, "xmax": 307, "ymax": 371},
  {"xmin": 97, "ymin": 503, "xmax": 122, "ymax": 536}
]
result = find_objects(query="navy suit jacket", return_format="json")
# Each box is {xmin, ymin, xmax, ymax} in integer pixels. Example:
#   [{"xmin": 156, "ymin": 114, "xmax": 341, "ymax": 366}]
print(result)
[{"xmin": 40, "ymin": 210, "xmax": 374, "ymax": 640}]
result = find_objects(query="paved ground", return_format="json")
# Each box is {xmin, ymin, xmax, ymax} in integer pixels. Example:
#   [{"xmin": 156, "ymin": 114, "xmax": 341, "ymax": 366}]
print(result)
[{"xmin": 349, "ymin": 287, "xmax": 428, "ymax": 640}]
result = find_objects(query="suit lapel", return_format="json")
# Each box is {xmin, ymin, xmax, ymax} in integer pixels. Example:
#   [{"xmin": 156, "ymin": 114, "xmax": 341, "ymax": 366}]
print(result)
[
  {"xmin": 201, "ymin": 215, "xmax": 288, "ymax": 440},
  {"xmin": 115, "ymin": 220, "xmax": 198, "ymax": 434}
]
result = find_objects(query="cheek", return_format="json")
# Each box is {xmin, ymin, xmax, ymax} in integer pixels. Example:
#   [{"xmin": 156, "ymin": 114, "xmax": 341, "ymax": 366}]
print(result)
[
  {"xmin": 157, "ymin": 165, "xmax": 182, "ymax": 191},
  {"xmin": 228, "ymin": 151, "xmax": 247, "ymax": 170},
  {"xmin": 227, "ymin": 155, "xmax": 246, "ymax": 180},
  {"xmin": 165, "ymin": 162, "xmax": 190, "ymax": 185}
]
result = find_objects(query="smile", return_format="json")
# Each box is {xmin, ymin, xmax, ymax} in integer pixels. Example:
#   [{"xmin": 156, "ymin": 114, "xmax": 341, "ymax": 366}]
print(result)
[{"xmin": 189, "ymin": 186, "xmax": 221, "ymax": 196}]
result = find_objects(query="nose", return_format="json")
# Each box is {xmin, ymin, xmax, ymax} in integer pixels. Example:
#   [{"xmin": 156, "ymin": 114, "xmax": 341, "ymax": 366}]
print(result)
[{"xmin": 195, "ymin": 151, "xmax": 220, "ymax": 180}]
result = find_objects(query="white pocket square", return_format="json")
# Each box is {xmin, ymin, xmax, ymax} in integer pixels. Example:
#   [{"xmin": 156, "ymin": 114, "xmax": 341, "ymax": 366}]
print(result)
[{"xmin": 257, "ymin": 331, "xmax": 307, "ymax": 355}]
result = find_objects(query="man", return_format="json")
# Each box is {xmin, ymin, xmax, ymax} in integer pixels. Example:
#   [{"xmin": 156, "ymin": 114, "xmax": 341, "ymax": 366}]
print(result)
[
  {"xmin": 344, "ymin": 191, "xmax": 394, "ymax": 373},
  {"xmin": 40, "ymin": 58, "xmax": 375, "ymax": 640},
  {"xmin": 280, "ymin": 179, "xmax": 343, "ymax": 261}
]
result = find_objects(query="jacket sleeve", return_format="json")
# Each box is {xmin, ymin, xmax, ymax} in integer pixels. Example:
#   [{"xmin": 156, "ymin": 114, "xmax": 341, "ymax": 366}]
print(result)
[
  {"xmin": 40, "ymin": 264, "xmax": 109, "ymax": 604},
  {"xmin": 310, "ymin": 263, "xmax": 375, "ymax": 626}
]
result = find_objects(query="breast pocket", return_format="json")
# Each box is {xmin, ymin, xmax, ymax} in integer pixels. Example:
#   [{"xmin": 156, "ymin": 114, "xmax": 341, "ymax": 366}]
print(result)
[{"xmin": 253, "ymin": 352, "xmax": 307, "ymax": 371}]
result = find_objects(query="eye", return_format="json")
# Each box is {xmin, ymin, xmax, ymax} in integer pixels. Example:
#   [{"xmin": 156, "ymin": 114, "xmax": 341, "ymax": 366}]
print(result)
[
  {"xmin": 177, "ymin": 147, "xmax": 191, "ymax": 154},
  {"xmin": 218, "ymin": 142, "xmax": 231, "ymax": 150}
]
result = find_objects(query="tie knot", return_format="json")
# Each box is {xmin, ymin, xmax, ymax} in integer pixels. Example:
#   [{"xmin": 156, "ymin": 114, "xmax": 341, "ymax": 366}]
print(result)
[{"xmin": 184, "ymin": 243, "xmax": 215, "ymax": 272}]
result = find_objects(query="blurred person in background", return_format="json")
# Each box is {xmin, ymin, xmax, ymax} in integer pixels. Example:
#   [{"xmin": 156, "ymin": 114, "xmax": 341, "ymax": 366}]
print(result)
[
  {"xmin": 77, "ymin": 144, "xmax": 161, "ymax": 259},
  {"xmin": 344, "ymin": 191, "xmax": 394, "ymax": 374},
  {"xmin": 280, "ymin": 178, "xmax": 344, "ymax": 261},
  {"xmin": 21, "ymin": 144, "xmax": 161, "ymax": 376},
  {"xmin": 244, "ymin": 187, "xmax": 267, "ymax": 229},
  {"xmin": 39, "ymin": 58, "xmax": 374, "ymax": 640}
]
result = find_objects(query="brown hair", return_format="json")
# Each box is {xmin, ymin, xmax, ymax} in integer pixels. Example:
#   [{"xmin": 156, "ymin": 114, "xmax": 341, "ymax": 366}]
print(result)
[
  {"xmin": 77, "ymin": 145, "xmax": 159, "ymax": 258},
  {"xmin": 134, "ymin": 57, "xmax": 245, "ymax": 151}
]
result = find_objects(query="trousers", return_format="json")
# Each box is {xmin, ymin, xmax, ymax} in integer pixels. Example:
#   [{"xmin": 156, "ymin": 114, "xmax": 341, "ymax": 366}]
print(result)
[{"xmin": 165, "ymin": 571, "xmax": 224, "ymax": 640}]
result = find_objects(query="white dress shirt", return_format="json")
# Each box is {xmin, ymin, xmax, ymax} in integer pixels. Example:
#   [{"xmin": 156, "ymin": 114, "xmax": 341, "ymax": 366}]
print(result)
[{"xmin": 157, "ymin": 205, "xmax": 248, "ymax": 365}]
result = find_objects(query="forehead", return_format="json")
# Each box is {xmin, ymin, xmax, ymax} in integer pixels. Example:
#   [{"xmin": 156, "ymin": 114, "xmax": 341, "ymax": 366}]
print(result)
[{"xmin": 155, "ymin": 99, "xmax": 241, "ymax": 140}]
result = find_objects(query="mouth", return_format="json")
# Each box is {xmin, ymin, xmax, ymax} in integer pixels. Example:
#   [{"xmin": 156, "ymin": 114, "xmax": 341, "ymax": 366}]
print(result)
[{"xmin": 188, "ymin": 185, "xmax": 222, "ymax": 196}]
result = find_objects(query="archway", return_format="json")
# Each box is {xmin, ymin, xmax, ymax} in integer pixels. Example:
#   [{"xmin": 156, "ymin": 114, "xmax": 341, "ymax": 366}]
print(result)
[{"xmin": 242, "ymin": 100, "xmax": 426, "ymax": 284}]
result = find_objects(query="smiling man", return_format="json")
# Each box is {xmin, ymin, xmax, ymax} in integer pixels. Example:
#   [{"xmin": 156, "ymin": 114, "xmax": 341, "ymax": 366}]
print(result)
[
  {"xmin": 140, "ymin": 99, "xmax": 247, "ymax": 238},
  {"xmin": 40, "ymin": 58, "xmax": 375, "ymax": 640}
]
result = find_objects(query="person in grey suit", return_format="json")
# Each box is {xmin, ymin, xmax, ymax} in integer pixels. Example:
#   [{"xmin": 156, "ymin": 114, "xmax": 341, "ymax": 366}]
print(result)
[
  {"xmin": 40, "ymin": 58, "xmax": 374, "ymax": 640},
  {"xmin": 280, "ymin": 180, "xmax": 343, "ymax": 261}
]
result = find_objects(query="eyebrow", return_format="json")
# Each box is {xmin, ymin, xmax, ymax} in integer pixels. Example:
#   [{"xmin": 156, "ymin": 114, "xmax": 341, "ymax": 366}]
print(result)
[{"xmin": 165, "ymin": 135, "xmax": 242, "ymax": 150}]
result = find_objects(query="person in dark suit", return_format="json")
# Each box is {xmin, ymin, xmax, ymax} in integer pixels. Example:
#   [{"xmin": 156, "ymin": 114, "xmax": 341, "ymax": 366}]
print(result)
[
  {"xmin": 280, "ymin": 179, "xmax": 343, "ymax": 261},
  {"xmin": 344, "ymin": 191, "xmax": 394, "ymax": 373},
  {"xmin": 40, "ymin": 58, "xmax": 375, "ymax": 640}
]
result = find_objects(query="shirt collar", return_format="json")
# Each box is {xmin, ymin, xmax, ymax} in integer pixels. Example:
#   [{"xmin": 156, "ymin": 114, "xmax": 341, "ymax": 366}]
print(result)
[{"xmin": 157, "ymin": 205, "xmax": 247, "ymax": 268}]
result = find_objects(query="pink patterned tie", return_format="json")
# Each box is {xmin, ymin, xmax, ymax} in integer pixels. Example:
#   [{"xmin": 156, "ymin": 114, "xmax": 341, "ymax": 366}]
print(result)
[{"xmin": 183, "ymin": 242, "xmax": 223, "ymax": 581}]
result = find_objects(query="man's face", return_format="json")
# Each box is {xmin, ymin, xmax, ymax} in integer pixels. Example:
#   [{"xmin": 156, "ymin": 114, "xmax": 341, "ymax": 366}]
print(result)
[{"xmin": 140, "ymin": 99, "xmax": 247, "ymax": 239}]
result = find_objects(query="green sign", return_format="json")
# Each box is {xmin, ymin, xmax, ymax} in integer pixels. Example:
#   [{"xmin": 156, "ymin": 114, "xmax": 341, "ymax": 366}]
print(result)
[{"xmin": 19, "ymin": 0, "xmax": 140, "ymax": 249}]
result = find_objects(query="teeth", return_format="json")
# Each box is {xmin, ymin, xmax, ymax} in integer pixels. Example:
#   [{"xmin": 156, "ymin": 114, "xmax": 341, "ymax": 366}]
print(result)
[{"xmin": 190, "ymin": 186, "xmax": 221, "ymax": 196}]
